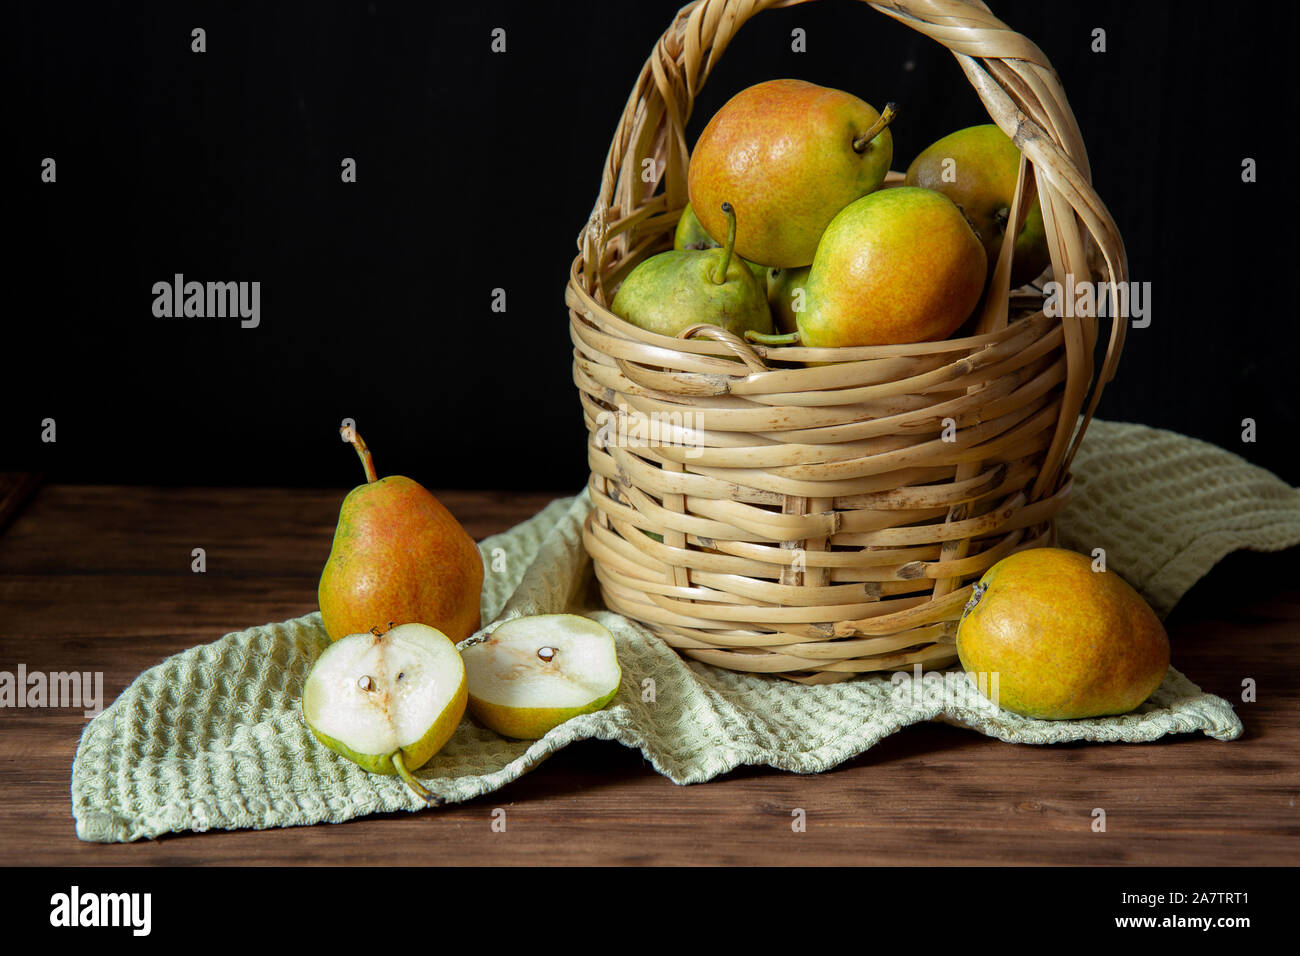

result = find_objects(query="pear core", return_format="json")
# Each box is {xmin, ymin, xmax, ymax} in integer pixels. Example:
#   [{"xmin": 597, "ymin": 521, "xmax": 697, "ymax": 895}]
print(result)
[
  {"xmin": 462, "ymin": 614, "xmax": 621, "ymax": 739},
  {"xmin": 302, "ymin": 623, "xmax": 466, "ymax": 763}
]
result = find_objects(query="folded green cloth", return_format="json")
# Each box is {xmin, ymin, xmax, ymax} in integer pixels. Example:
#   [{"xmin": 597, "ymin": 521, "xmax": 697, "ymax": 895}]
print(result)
[{"xmin": 71, "ymin": 420, "xmax": 1300, "ymax": 842}]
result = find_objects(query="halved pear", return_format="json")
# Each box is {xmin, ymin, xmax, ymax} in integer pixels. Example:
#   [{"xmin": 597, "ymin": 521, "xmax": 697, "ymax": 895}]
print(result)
[
  {"xmin": 462, "ymin": 614, "xmax": 621, "ymax": 740},
  {"xmin": 301, "ymin": 622, "xmax": 466, "ymax": 803}
]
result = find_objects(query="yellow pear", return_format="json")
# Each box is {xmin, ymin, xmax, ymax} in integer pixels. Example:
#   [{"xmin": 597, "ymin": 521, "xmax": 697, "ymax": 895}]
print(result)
[{"xmin": 956, "ymin": 548, "xmax": 1170, "ymax": 720}]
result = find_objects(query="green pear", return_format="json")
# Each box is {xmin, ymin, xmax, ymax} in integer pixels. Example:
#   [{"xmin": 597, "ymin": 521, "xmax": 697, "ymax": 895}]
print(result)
[
  {"xmin": 689, "ymin": 79, "xmax": 897, "ymax": 267},
  {"xmin": 766, "ymin": 265, "xmax": 811, "ymax": 336},
  {"xmin": 318, "ymin": 428, "xmax": 483, "ymax": 644},
  {"xmin": 748, "ymin": 187, "xmax": 986, "ymax": 348},
  {"xmin": 612, "ymin": 202, "xmax": 773, "ymax": 339},
  {"xmin": 956, "ymin": 548, "xmax": 1170, "ymax": 719},
  {"xmin": 906, "ymin": 124, "xmax": 1050, "ymax": 288},
  {"xmin": 462, "ymin": 614, "xmax": 621, "ymax": 740},
  {"xmin": 301, "ymin": 622, "xmax": 468, "ymax": 803},
  {"xmin": 674, "ymin": 203, "xmax": 766, "ymax": 284}
]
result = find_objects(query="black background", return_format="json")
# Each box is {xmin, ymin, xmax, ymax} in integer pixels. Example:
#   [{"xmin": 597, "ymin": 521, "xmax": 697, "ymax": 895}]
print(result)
[{"xmin": 8, "ymin": 0, "xmax": 1298, "ymax": 491}]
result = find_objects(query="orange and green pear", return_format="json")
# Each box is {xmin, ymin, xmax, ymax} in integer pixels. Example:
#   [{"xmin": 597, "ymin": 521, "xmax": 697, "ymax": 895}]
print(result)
[
  {"xmin": 688, "ymin": 79, "xmax": 896, "ymax": 268},
  {"xmin": 318, "ymin": 429, "xmax": 483, "ymax": 644},
  {"xmin": 749, "ymin": 187, "xmax": 986, "ymax": 348},
  {"xmin": 906, "ymin": 124, "xmax": 1051, "ymax": 288}
]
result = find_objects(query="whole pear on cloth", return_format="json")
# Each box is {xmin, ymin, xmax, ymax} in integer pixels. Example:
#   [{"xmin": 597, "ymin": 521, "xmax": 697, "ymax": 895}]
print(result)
[
  {"xmin": 318, "ymin": 428, "xmax": 483, "ymax": 643},
  {"xmin": 956, "ymin": 548, "xmax": 1170, "ymax": 720}
]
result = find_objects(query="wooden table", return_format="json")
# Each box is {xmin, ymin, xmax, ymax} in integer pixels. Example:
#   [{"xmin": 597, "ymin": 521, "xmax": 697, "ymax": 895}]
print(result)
[{"xmin": 1, "ymin": 484, "xmax": 1295, "ymax": 866}]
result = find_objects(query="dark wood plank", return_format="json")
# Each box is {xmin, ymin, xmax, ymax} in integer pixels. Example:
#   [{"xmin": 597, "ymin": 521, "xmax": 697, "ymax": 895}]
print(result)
[
  {"xmin": 0, "ymin": 485, "xmax": 1296, "ymax": 865},
  {"xmin": 0, "ymin": 473, "xmax": 40, "ymax": 536}
]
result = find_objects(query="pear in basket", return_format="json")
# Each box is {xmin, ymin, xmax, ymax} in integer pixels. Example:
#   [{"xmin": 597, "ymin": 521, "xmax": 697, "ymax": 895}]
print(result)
[
  {"xmin": 688, "ymin": 79, "xmax": 896, "ymax": 268},
  {"xmin": 612, "ymin": 201, "xmax": 772, "ymax": 339},
  {"xmin": 673, "ymin": 202, "xmax": 768, "ymax": 285},
  {"xmin": 766, "ymin": 265, "xmax": 811, "ymax": 336},
  {"xmin": 747, "ymin": 187, "xmax": 986, "ymax": 349},
  {"xmin": 906, "ymin": 124, "xmax": 1051, "ymax": 288}
]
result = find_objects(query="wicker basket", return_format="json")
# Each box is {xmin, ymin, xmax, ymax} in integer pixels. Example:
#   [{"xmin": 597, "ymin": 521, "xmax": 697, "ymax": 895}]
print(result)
[{"xmin": 565, "ymin": 0, "xmax": 1127, "ymax": 683}]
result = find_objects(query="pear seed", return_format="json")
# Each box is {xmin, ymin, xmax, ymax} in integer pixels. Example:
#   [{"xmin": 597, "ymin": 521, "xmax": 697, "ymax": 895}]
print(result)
[{"xmin": 537, "ymin": 646, "xmax": 556, "ymax": 662}]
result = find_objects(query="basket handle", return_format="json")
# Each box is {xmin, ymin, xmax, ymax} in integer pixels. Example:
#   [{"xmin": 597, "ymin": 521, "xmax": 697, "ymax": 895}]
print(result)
[
  {"xmin": 677, "ymin": 323, "xmax": 770, "ymax": 373},
  {"xmin": 578, "ymin": 0, "xmax": 1128, "ymax": 500}
]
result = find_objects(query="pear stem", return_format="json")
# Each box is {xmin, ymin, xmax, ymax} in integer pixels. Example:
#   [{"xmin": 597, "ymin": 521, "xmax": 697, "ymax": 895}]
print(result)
[
  {"xmin": 393, "ymin": 752, "xmax": 444, "ymax": 807},
  {"xmin": 745, "ymin": 330, "xmax": 801, "ymax": 347},
  {"xmin": 711, "ymin": 202, "xmax": 738, "ymax": 285},
  {"xmin": 342, "ymin": 426, "xmax": 379, "ymax": 483},
  {"xmin": 852, "ymin": 102, "xmax": 899, "ymax": 154}
]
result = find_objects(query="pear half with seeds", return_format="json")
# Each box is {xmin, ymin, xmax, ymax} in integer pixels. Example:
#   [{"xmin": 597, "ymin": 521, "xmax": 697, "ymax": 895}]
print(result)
[
  {"xmin": 462, "ymin": 614, "xmax": 621, "ymax": 740},
  {"xmin": 301, "ymin": 622, "xmax": 466, "ymax": 804}
]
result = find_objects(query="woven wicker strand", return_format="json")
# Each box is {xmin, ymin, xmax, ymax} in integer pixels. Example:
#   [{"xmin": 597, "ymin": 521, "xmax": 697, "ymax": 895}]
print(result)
[{"xmin": 565, "ymin": 0, "xmax": 1127, "ymax": 683}]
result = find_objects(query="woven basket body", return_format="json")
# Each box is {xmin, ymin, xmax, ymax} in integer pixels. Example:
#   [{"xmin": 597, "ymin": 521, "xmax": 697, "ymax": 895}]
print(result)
[{"xmin": 566, "ymin": 0, "xmax": 1128, "ymax": 683}]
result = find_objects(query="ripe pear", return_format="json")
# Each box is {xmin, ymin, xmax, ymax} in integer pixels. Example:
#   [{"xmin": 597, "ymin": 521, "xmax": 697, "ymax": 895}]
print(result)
[
  {"xmin": 766, "ymin": 265, "xmax": 811, "ymax": 336},
  {"xmin": 956, "ymin": 548, "xmax": 1171, "ymax": 720},
  {"xmin": 906, "ymin": 124, "xmax": 1051, "ymax": 288},
  {"xmin": 301, "ymin": 622, "xmax": 467, "ymax": 803},
  {"xmin": 748, "ymin": 187, "xmax": 986, "ymax": 348},
  {"xmin": 688, "ymin": 79, "xmax": 897, "ymax": 267},
  {"xmin": 612, "ymin": 202, "xmax": 773, "ymax": 339},
  {"xmin": 318, "ymin": 428, "xmax": 483, "ymax": 643},
  {"xmin": 462, "ymin": 614, "xmax": 621, "ymax": 739}
]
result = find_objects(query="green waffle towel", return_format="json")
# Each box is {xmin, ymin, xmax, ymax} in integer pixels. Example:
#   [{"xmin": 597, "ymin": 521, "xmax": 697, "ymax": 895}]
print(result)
[{"xmin": 71, "ymin": 420, "xmax": 1300, "ymax": 842}]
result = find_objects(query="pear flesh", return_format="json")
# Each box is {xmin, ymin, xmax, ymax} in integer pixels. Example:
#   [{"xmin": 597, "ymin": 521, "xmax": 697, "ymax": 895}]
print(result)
[
  {"xmin": 462, "ymin": 614, "xmax": 621, "ymax": 740},
  {"xmin": 302, "ymin": 622, "xmax": 467, "ymax": 803}
]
